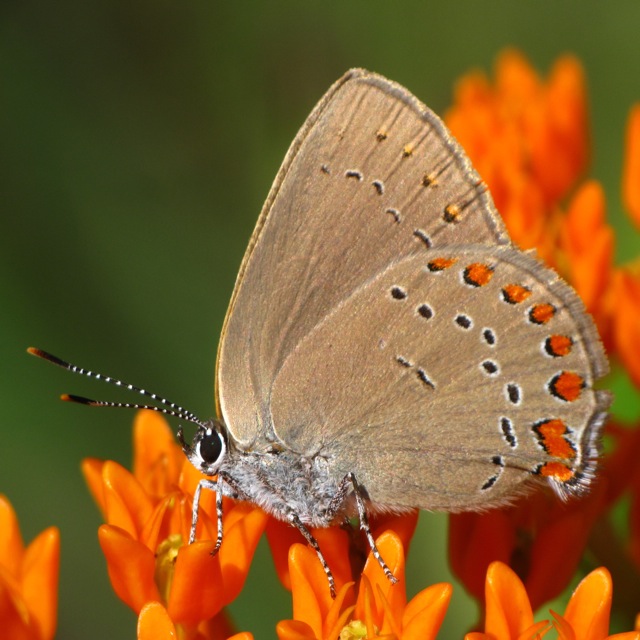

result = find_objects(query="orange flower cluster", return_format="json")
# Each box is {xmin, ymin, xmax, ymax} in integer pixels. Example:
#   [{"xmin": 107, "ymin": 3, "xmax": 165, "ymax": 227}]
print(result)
[
  {"xmin": 275, "ymin": 528, "xmax": 451, "ymax": 640},
  {"xmin": 0, "ymin": 495, "xmax": 59, "ymax": 640},
  {"xmin": 467, "ymin": 562, "xmax": 639, "ymax": 640},
  {"xmin": 82, "ymin": 410, "xmax": 268, "ymax": 639},
  {"xmin": 444, "ymin": 49, "xmax": 640, "ymax": 631}
]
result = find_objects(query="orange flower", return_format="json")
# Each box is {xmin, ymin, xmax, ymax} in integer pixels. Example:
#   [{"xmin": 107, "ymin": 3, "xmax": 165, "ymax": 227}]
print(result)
[
  {"xmin": 445, "ymin": 49, "xmax": 588, "ymax": 258},
  {"xmin": 466, "ymin": 562, "xmax": 640, "ymax": 640},
  {"xmin": 623, "ymin": 104, "xmax": 640, "ymax": 230},
  {"xmin": 449, "ymin": 482, "xmax": 607, "ymax": 611},
  {"xmin": 82, "ymin": 410, "xmax": 268, "ymax": 633},
  {"xmin": 464, "ymin": 561, "xmax": 549, "ymax": 640},
  {"xmin": 552, "ymin": 567, "xmax": 640, "ymax": 640},
  {"xmin": 558, "ymin": 180, "xmax": 614, "ymax": 340},
  {"xmin": 611, "ymin": 266, "xmax": 640, "ymax": 389},
  {"xmin": 0, "ymin": 494, "xmax": 59, "ymax": 640},
  {"xmin": 596, "ymin": 421, "xmax": 640, "ymax": 580},
  {"xmin": 137, "ymin": 602, "xmax": 253, "ymax": 640},
  {"xmin": 276, "ymin": 530, "xmax": 451, "ymax": 640}
]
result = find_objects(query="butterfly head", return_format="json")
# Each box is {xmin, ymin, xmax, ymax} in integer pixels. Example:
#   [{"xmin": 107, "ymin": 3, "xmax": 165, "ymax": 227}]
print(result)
[{"xmin": 178, "ymin": 420, "xmax": 228, "ymax": 476}]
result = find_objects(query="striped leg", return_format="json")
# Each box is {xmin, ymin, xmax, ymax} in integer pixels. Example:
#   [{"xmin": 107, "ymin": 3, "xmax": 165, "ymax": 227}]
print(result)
[
  {"xmin": 287, "ymin": 512, "xmax": 336, "ymax": 598},
  {"xmin": 344, "ymin": 473, "xmax": 398, "ymax": 585},
  {"xmin": 189, "ymin": 475, "xmax": 226, "ymax": 555}
]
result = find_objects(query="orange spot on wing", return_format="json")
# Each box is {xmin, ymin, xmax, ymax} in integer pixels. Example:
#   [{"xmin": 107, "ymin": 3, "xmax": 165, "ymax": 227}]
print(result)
[
  {"xmin": 539, "ymin": 461, "xmax": 574, "ymax": 482},
  {"xmin": 533, "ymin": 419, "xmax": 576, "ymax": 459},
  {"xmin": 464, "ymin": 263, "xmax": 494, "ymax": 287},
  {"xmin": 549, "ymin": 371, "xmax": 585, "ymax": 402},
  {"xmin": 427, "ymin": 257, "xmax": 457, "ymax": 272},
  {"xmin": 546, "ymin": 335, "xmax": 573, "ymax": 357},
  {"xmin": 529, "ymin": 303, "xmax": 556, "ymax": 324},
  {"xmin": 502, "ymin": 284, "xmax": 532, "ymax": 304}
]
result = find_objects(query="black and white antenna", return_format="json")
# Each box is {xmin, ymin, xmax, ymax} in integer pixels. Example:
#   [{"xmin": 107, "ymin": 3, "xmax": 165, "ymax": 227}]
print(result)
[{"xmin": 27, "ymin": 347, "xmax": 207, "ymax": 428}]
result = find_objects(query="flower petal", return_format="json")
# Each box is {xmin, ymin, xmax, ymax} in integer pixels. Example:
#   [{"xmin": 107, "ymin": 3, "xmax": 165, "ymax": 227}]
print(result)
[
  {"xmin": 167, "ymin": 540, "xmax": 224, "ymax": 625},
  {"xmin": 623, "ymin": 104, "xmax": 640, "ymax": 229},
  {"xmin": 0, "ymin": 570, "xmax": 37, "ymax": 640},
  {"xmin": 483, "ymin": 562, "xmax": 536, "ymax": 640},
  {"xmin": 276, "ymin": 619, "xmax": 317, "ymax": 640},
  {"xmin": 133, "ymin": 411, "xmax": 183, "ymax": 497},
  {"xmin": 288, "ymin": 543, "xmax": 334, "ymax": 637},
  {"xmin": 563, "ymin": 567, "xmax": 612, "ymax": 640},
  {"xmin": 137, "ymin": 601, "xmax": 177, "ymax": 640},
  {"xmin": 20, "ymin": 527, "xmax": 60, "ymax": 640},
  {"xmin": 98, "ymin": 524, "xmax": 161, "ymax": 613},
  {"xmin": 562, "ymin": 181, "xmax": 613, "ymax": 321},
  {"xmin": 139, "ymin": 492, "xmax": 190, "ymax": 553},
  {"xmin": 81, "ymin": 458, "xmax": 108, "ymax": 518},
  {"xmin": 266, "ymin": 518, "xmax": 303, "ymax": 590},
  {"xmin": 356, "ymin": 531, "xmax": 406, "ymax": 631},
  {"xmin": 0, "ymin": 496, "xmax": 24, "ymax": 577},
  {"xmin": 613, "ymin": 268, "xmax": 640, "ymax": 389},
  {"xmin": 401, "ymin": 582, "xmax": 452, "ymax": 640},
  {"xmin": 218, "ymin": 504, "xmax": 268, "ymax": 604},
  {"xmin": 102, "ymin": 461, "xmax": 154, "ymax": 537}
]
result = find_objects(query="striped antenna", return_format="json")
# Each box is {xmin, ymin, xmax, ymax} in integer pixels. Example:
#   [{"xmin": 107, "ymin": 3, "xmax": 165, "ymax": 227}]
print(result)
[{"xmin": 27, "ymin": 347, "xmax": 206, "ymax": 428}]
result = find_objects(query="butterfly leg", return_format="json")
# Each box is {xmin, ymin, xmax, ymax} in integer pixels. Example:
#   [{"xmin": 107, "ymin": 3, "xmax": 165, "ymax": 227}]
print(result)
[
  {"xmin": 287, "ymin": 512, "xmax": 337, "ymax": 598},
  {"xmin": 190, "ymin": 474, "xmax": 232, "ymax": 556},
  {"xmin": 335, "ymin": 472, "xmax": 398, "ymax": 585}
]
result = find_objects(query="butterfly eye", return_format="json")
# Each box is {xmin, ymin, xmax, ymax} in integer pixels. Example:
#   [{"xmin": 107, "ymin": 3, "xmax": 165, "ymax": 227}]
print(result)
[{"xmin": 198, "ymin": 429, "xmax": 224, "ymax": 465}]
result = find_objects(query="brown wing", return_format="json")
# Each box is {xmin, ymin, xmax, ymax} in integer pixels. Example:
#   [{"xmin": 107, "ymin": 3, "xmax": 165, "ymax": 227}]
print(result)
[
  {"xmin": 269, "ymin": 247, "xmax": 609, "ymax": 511},
  {"xmin": 216, "ymin": 69, "xmax": 509, "ymax": 448}
]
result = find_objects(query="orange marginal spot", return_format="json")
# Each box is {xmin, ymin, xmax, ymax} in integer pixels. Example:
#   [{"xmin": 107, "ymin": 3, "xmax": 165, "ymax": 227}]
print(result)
[
  {"xmin": 545, "ymin": 335, "xmax": 573, "ymax": 357},
  {"xmin": 529, "ymin": 303, "xmax": 556, "ymax": 325},
  {"xmin": 539, "ymin": 461, "xmax": 574, "ymax": 482},
  {"xmin": 463, "ymin": 263, "xmax": 494, "ymax": 287},
  {"xmin": 502, "ymin": 284, "xmax": 532, "ymax": 304},
  {"xmin": 427, "ymin": 257, "xmax": 458, "ymax": 272},
  {"xmin": 403, "ymin": 144, "xmax": 414, "ymax": 157},
  {"xmin": 548, "ymin": 371, "xmax": 585, "ymax": 402},
  {"xmin": 443, "ymin": 204, "xmax": 460, "ymax": 223},
  {"xmin": 533, "ymin": 419, "xmax": 576, "ymax": 459}
]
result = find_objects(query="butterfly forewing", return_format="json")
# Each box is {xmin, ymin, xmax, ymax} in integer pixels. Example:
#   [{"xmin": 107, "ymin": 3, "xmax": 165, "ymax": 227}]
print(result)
[{"xmin": 217, "ymin": 69, "xmax": 510, "ymax": 448}]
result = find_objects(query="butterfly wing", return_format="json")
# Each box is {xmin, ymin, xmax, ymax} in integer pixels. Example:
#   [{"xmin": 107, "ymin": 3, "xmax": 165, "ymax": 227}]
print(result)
[
  {"xmin": 217, "ymin": 69, "xmax": 510, "ymax": 448},
  {"xmin": 269, "ymin": 246, "xmax": 609, "ymax": 510}
]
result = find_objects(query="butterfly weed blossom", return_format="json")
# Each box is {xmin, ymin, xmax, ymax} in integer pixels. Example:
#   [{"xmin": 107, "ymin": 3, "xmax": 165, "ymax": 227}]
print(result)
[
  {"xmin": 82, "ymin": 410, "xmax": 267, "ymax": 638},
  {"xmin": 0, "ymin": 495, "xmax": 59, "ymax": 640},
  {"xmin": 13, "ymin": 50, "xmax": 640, "ymax": 639},
  {"xmin": 466, "ymin": 562, "xmax": 640, "ymax": 640},
  {"xmin": 276, "ymin": 530, "xmax": 452, "ymax": 640}
]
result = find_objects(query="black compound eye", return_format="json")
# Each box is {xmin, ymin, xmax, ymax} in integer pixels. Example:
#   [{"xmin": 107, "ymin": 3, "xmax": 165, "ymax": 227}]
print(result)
[{"xmin": 198, "ymin": 430, "xmax": 223, "ymax": 464}]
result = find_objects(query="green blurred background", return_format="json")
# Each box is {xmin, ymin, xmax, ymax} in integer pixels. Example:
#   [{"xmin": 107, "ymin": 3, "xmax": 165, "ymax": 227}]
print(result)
[{"xmin": 2, "ymin": 2, "xmax": 640, "ymax": 638}]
